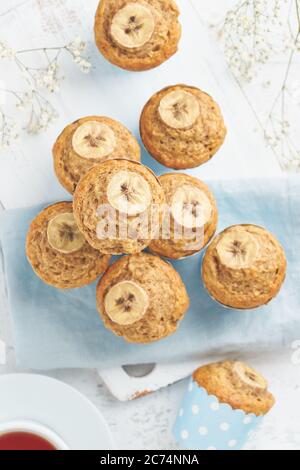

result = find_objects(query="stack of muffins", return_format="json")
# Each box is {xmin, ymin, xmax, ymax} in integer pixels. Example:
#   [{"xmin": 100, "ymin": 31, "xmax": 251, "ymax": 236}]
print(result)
[{"xmin": 26, "ymin": 0, "xmax": 286, "ymax": 445}]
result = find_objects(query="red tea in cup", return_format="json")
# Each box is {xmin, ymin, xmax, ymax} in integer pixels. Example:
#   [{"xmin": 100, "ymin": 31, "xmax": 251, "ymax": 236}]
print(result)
[{"xmin": 0, "ymin": 431, "xmax": 57, "ymax": 450}]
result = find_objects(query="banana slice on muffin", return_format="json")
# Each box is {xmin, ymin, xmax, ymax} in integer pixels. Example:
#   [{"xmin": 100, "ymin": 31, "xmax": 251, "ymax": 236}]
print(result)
[
  {"xmin": 94, "ymin": 0, "xmax": 181, "ymax": 71},
  {"xmin": 73, "ymin": 159, "xmax": 165, "ymax": 255},
  {"xmin": 26, "ymin": 202, "xmax": 111, "ymax": 289},
  {"xmin": 96, "ymin": 253, "xmax": 190, "ymax": 343},
  {"xmin": 140, "ymin": 84, "xmax": 227, "ymax": 169},
  {"xmin": 107, "ymin": 170, "xmax": 152, "ymax": 216},
  {"xmin": 149, "ymin": 173, "xmax": 218, "ymax": 259},
  {"xmin": 53, "ymin": 116, "xmax": 140, "ymax": 194},
  {"xmin": 47, "ymin": 212, "xmax": 86, "ymax": 254},
  {"xmin": 111, "ymin": 3, "xmax": 156, "ymax": 49}
]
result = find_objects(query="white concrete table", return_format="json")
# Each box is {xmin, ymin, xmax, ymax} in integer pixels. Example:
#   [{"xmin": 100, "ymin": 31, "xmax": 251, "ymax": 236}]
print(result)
[{"xmin": 0, "ymin": 0, "xmax": 299, "ymax": 450}]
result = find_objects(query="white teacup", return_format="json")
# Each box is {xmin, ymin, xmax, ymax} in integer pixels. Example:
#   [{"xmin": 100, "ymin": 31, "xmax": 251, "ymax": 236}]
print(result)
[{"xmin": 0, "ymin": 420, "xmax": 69, "ymax": 450}]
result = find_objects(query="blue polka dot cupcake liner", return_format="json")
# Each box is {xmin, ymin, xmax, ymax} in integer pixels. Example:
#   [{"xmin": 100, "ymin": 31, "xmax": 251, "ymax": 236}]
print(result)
[{"xmin": 173, "ymin": 378, "xmax": 263, "ymax": 450}]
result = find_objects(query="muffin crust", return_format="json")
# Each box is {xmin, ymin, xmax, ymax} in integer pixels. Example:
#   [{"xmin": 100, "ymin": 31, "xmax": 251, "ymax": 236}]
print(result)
[
  {"xmin": 140, "ymin": 84, "xmax": 227, "ymax": 169},
  {"xmin": 202, "ymin": 224, "xmax": 287, "ymax": 309},
  {"xmin": 149, "ymin": 173, "xmax": 218, "ymax": 259},
  {"xmin": 73, "ymin": 159, "xmax": 165, "ymax": 255},
  {"xmin": 94, "ymin": 0, "xmax": 181, "ymax": 71},
  {"xmin": 26, "ymin": 202, "xmax": 110, "ymax": 289},
  {"xmin": 96, "ymin": 253, "xmax": 190, "ymax": 343},
  {"xmin": 53, "ymin": 116, "xmax": 140, "ymax": 194},
  {"xmin": 193, "ymin": 361, "xmax": 275, "ymax": 416}
]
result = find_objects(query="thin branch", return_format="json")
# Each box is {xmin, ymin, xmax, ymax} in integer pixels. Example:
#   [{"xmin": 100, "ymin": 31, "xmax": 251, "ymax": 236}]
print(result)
[{"xmin": 16, "ymin": 46, "xmax": 65, "ymax": 54}]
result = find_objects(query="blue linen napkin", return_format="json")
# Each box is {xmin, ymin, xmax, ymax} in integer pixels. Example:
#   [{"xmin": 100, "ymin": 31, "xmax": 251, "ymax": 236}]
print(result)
[{"xmin": 0, "ymin": 176, "xmax": 299, "ymax": 370}]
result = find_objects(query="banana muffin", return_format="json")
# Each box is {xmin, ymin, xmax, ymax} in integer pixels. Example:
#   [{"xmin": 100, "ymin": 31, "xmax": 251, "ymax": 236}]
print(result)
[
  {"xmin": 193, "ymin": 361, "xmax": 275, "ymax": 416},
  {"xmin": 53, "ymin": 116, "xmax": 140, "ymax": 194},
  {"xmin": 26, "ymin": 202, "xmax": 111, "ymax": 289},
  {"xmin": 149, "ymin": 173, "xmax": 218, "ymax": 259},
  {"xmin": 202, "ymin": 224, "xmax": 287, "ymax": 309},
  {"xmin": 94, "ymin": 0, "xmax": 181, "ymax": 71},
  {"xmin": 140, "ymin": 84, "xmax": 227, "ymax": 169},
  {"xmin": 73, "ymin": 159, "xmax": 165, "ymax": 255},
  {"xmin": 96, "ymin": 252, "xmax": 190, "ymax": 343}
]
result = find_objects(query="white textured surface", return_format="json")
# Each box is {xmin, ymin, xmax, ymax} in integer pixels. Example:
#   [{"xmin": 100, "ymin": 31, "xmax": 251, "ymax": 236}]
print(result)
[{"xmin": 0, "ymin": 0, "xmax": 299, "ymax": 450}]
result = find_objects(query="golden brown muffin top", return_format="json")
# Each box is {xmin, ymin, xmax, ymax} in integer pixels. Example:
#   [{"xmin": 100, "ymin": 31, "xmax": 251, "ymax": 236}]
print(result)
[
  {"xmin": 53, "ymin": 116, "xmax": 140, "ymax": 194},
  {"xmin": 26, "ymin": 202, "xmax": 110, "ymax": 289},
  {"xmin": 94, "ymin": 0, "xmax": 181, "ymax": 71},
  {"xmin": 149, "ymin": 173, "xmax": 218, "ymax": 259},
  {"xmin": 202, "ymin": 224, "xmax": 287, "ymax": 309},
  {"xmin": 193, "ymin": 361, "xmax": 275, "ymax": 416},
  {"xmin": 96, "ymin": 252, "xmax": 189, "ymax": 343},
  {"xmin": 140, "ymin": 84, "xmax": 226, "ymax": 169},
  {"xmin": 73, "ymin": 159, "xmax": 165, "ymax": 255}
]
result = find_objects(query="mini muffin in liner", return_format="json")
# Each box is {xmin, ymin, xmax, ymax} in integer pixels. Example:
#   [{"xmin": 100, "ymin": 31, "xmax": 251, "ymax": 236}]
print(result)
[{"xmin": 173, "ymin": 378, "xmax": 263, "ymax": 450}]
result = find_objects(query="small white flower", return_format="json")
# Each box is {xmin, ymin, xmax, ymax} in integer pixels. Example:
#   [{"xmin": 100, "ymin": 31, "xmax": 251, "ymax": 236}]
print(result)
[
  {"xmin": 67, "ymin": 36, "xmax": 87, "ymax": 55},
  {"xmin": 73, "ymin": 56, "xmax": 92, "ymax": 73},
  {"xmin": 26, "ymin": 96, "xmax": 58, "ymax": 135},
  {"xmin": 0, "ymin": 40, "xmax": 15, "ymax": 60},
  {"xmin": 262, "ymin": 80, "xmax": 271, "ymax": 89},
  {"xmin": 67, "ymin": 37, "xmax": 92, "ymax": 73},
  {"xmin": 36, "ymin": 63, "xmax": 63, "ymax": 93},
  {"xmin": 0, "ymin": 114, "xmax": 19, "ymax": 148}
]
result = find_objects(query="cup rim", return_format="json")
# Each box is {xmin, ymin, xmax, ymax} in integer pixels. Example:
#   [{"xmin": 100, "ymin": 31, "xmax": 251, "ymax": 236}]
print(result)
[{"xmin": 0, "ymin": 420, "xmax": 69, "ymax": 450}]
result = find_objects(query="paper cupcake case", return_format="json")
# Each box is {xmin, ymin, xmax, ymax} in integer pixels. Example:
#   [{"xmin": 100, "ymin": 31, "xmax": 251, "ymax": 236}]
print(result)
[{"xmin": 173, "ymin": 378, "xmax": 263, "ymax": 451}]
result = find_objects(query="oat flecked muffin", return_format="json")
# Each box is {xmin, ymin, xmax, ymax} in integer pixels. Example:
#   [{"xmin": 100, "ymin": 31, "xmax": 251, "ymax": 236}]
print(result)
[
  {"xmin": 149, "ymin": 173, "xmax": 218, "ymax": 259},
  {"xmin": 140, "ymin": 84, "xmax": 227, "ymax": 169},
  {"xmin": 53, "ymin": 116, "xmax": 140, "ymax": 194},
  {"xmin": 202, "ymin": 224, "xmax": 287, "ymax": 309},
  {"xmin": 96, "ymin": 253, "xmax": 190, "ymax": 343},
  {"xmin": 26, "ymin": 202, "xmax": 111, "ymax": 289},
  {"xmin": 73, "ymin": 159, "xmax": 165, "ymax": 255},
  {"xmin": 94, "ymin": 0, "xmax": 181, "ymax": 71},
  {"xmin": 193, "ymin": 361, "xmax": 275, "ymax": 416}
]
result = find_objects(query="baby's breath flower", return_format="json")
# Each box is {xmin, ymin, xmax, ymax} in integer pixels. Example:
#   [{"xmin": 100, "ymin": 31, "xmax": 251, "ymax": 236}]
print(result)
[
  {"xmin": 67, "ymin": 37, "xmax": 92, "ymax": 73},
  {"xmin": 0, "ymin": 112, "xmax": 19, "ymax": 148},
  {"xmin": 66, "ymin": 37, "xmax": 87, "ymax": 56},
  {"xmin": 264, "ymin": 132, "xmax": 280, "ymax": 150},
  {"xmin": 262, "ymin": 80, "xmax": 271, "ymax": 89},
  {"xmin": 26, "ymin": 98, "xmax": 58, "ymax": 135},
  {"xmin": 282, "ymin": 156, "xmax": 300, "ymax": 172},
  {"xmin": 280, "ymin": 120, "xmax": 290, "ymax": 136},
  {"xmin": 0, "ymin": 40, "xmax": 15, "ymax": 60},
  {"xmin": 217, "ymin": 0, "xmax": 300, "ymax": 172},
  {"xmin": 35, "ymin": 62, "xmax": 64, "ymax": 93},
  {"xmin": 73, "ymin": 56, "xmax": 92, "ymax": 74},
  {"xmin": 222, "ymin": 0, "xmax": 287, "ymax": 82},
  {"xmin": 15, "ymin": 91, "xmax": 33, "ymax": 110}
]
